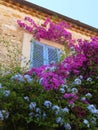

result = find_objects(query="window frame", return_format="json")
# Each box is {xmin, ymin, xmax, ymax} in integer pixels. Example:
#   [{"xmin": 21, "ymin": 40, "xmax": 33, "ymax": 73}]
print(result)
[
  {"xmin": 21, "ymin": 32, "xmax": 64, "ymax": 69},
  {"xmin": 30, "ymin": 40, "xmax": 61, "ymax": 68}
]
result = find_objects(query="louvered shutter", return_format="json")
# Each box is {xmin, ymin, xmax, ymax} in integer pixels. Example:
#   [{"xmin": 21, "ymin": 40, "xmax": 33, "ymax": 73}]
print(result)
[
  {"xmin": 30, "ymin": 41, "xmax": 44, "ymax": 68},
  {"xmin": 47, "ymin": 46, "xmax": 59, "ymax": 64}
]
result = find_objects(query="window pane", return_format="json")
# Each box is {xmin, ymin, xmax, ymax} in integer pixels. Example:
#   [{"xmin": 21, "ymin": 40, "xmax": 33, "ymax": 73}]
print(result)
[
  {"xmin": 30, "ymin": 41, "xmax": 61, "ymax": 68},
  {"xmin": 32, "ymin": 42, "xmax": 44, "ymax": 68},
  {"xmin": 47, "ymin": 47, "xmax": 59, "ymax": 64}
]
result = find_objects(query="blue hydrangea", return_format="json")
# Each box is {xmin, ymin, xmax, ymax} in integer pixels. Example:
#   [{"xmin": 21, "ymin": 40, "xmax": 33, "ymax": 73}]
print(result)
[
  {"xmin": 4, "ymin": 90, "xmax": 10, "ymax": 96},
  {"xmin": 85, "ymin": 93, "xmax": 92, "ymax": 98},
  {"xmin": 11, "ymin": 74, "xmax": 24, "ymax": 82},
  {"xmin": 0, "ymin": 111, "xmax": 4, "ymax": 120},
  {"xmin": 24, "ymin": 74, "xmax": 32, "ymax": 83},
  {"xmin": 73, "ymin": 78, "xmax": 81, "ymax": 85},
  {"xmin": 0, "ymin": 83, "xmax": 2, "ymax": 89},
  {"xmin": 71, "ymin": 88, "xmax": 78, "ymax": 93},
  {"xmin": 52, "ymin": 105, "xmax": 60, "ymax": 115},
  {"xmin": 87, "ymin": 104, "xmax": 98, "ymax": 114},
  {"xmin": 56, "ymin": 117, "xmax": 65, "ymax": 126},
  {"xmin": 24, "ymin": 96, "xmax": 29, "ymax": 101},
  {"xmin": 86, "ymin": 77, "xmax": 92, "ymax": 82},
  {"xmin": 0, "ymin": 110, "xmax": 9, "ymax": 120},
  {"xmin": 62, "ymin": 107, "xmax": 69, "ymax": 113},
  {"xmin": 29, "ymin": 112, "xmax": 34, "ymax": 117},
  {"xmin": 35, "ymin": 114, "xmax": 41, "ymax": 119},
  {"xmin": 59, "ymin": 88, "xmax": 65, "ymax": 94},
  {"xmin": 29, "ymin": 102, "xmax": 36, "ymax": 110},
  {"xmin": 64, "ymin": 123, "xmax": 71, "ymax": 130},
  {"xmin": 42, "ymin": 112, "xmax": 46, "ymax": 119},
  {"xmin": 91, "ymin": 117, "xmax": 96, "ymax": 125},
  {"xmin": 44, "ymin": 100, "xmax": 52, "ymax": 108},
  {"xmin": 56, "ymin": 117, "xmax": 61, "ymax": 123},
  {"xmin": 36, "ymin": 107, "xmax": 41, "ymax": 114},
  {"xmin": 61, "ymin": 84, "xmax": 68, "ymax": 89},
  {"xmin": 83, "ymin": 119, "xmax": 90, "ymax": 128},
  {"xmin": 39, "ymin": 78, "xmax": 44, "ymax": 85},
  {"xmin": 81, "ymin": 97, "xmax": 86, "ymax": 101}
]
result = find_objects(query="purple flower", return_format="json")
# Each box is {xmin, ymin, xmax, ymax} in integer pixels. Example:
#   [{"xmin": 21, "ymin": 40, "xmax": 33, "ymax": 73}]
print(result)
[{"xmin": 41, "ymin": 71, "xmax": 64, "ymax": 90}]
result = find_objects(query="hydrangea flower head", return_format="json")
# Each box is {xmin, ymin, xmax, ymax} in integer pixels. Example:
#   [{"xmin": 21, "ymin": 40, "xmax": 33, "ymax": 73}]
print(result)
[
  {"xmin": 44, "ymin": 100, "xmax": 52, "ymax": 108},
  {"xmin": 64, "ymin": 123, "xmax": 71, "ymax": 130},
  {"xmin": 29, "ymin": 102, "xmax": 36, "ymax": 110}
]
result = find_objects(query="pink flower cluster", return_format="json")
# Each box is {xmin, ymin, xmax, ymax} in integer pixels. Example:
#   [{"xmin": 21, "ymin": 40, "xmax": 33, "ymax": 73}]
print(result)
[
  {"xmin": 17, "ymin": 16, "xmax": 72, "ymax": 43},
  {"xmin": 28, "ymin": 64, "xmax": 66, "ymax": 90},
  {"xmin": 40, "ymin": 71, "xmax": 64, "ymax": 90},
  {"xmin": 63, "ymin": 37, "xmax": 98, "ymax": 77},
  {"xmin": 64, "ymin": 93, "xmax": 78, "ymax": 104},
  {"xmin": 28, "ymin": 63, "xmax": 69, "ymax": 90},
  {"xmin": 62, "ymin": 54, "xmax": 87, "ymax": 75}
]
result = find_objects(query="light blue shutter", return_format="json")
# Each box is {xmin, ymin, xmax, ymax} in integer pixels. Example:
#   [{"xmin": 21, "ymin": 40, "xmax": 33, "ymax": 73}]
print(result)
[
  {"xmin": 30, "ymin": 41, "xmax": 44, "ymax": 68},
  {"xmin": 30, "ymin": 41, "xmax": 61, "ymax": 68},
  {"xmin": 47, "ymin": 46, "xmax": 60, "ymax": 64}
]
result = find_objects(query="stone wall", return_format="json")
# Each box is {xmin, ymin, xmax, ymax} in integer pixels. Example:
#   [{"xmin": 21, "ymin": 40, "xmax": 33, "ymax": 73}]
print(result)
[
  {"xmin": 0, "ymin": 4, "xmax": 44, "ymax": 69},
  {"xmin": 0, "ymin": 4, "xmax": 32, "ymax": 69},
  {"xmin": 0, "ymin": 4, "xmax": 23, "ymax": 68}
]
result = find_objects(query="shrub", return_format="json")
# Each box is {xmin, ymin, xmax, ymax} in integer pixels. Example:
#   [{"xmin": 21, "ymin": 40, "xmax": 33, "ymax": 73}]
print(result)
[
  {"xmin": 0, "ymin": 17, "xmax": 98, "ymax": 130},
  {"xmin": 0, "ymin": 66, "xmax": 98, "ymax": 130}
]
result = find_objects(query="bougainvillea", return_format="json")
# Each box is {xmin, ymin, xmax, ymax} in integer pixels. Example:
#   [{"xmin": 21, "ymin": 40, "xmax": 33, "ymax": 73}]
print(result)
[
  {"xmin": 17, "ymin": 16, "xmax": 72, "ymax": 44},
  {"xmin": 63, "ymin": 37, "xmax": 98, "ymax": 78},
  {"xmin": 17, "ymin": 16, "xmax": 98, "ymax": 80},
  {"xmin": 27, "ymin": 37, "xmax": 98, "ymax": 93}
]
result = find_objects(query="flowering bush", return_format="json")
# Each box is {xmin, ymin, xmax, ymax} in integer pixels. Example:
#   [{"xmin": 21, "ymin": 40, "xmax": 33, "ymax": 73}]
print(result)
[
  {"xmin": 62, "ymin": 37, "xmax": 98, "ymax": 108},
  {"xmin": 17, "ymin": 17, "xmax": 72, "ymax": 44},
  {"xmin": 0, "ymin": 17, "xmax": 98, "ymax": 130},
  {"xmin": 63, "ymin": 37, "xmax": 98, "ymax": 78},
  {"xmin": 0, "ymin": 71, "xmax": 98, "ymax": 130}
]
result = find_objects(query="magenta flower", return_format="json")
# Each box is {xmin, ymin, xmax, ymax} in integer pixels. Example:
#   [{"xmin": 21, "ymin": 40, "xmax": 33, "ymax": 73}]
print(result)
[
  {"xmin": 64, "ymin": 93, "xmax": 78, "ymax": 104},
  {"xmin": 40, "ymin": 71, "xmax": 64, "ymax": 90},
  {"xmin": 17, "ymin": 17, "xmax": 72, "ymax": 43}
]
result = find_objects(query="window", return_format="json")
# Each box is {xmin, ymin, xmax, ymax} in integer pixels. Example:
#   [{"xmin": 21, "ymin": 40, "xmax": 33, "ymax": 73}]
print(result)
[{"xmin": 30, "ymin": 41, "xmax": 61, "ymax": 68}]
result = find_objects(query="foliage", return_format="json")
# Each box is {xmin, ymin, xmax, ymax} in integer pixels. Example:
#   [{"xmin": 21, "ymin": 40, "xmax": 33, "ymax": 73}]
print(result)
[
  {"xmin": 0, "ymin": 37, "xmax": 22, "ymax": 73},
  {"xmin": 0, "ymin": 37, "xmax": 30, "ymax": 75},
  {"xmin": 0, "ymin": 70, "xmax": 98, "ymax": 130},
  {"xmin": 0, "ymin": 17, "xmax": 98, "ymax": 130}
]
